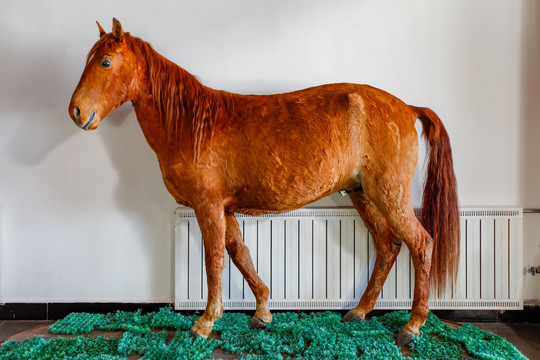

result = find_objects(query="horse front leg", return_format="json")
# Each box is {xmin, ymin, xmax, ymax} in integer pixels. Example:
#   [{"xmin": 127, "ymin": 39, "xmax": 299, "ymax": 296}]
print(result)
[
  {"xmin": 190, "ymin": 202, "xmax": 226, "ymax": 338},
  {"xmin": 224, "ymin": 211, "xmax": 272, "ymax": 328}
]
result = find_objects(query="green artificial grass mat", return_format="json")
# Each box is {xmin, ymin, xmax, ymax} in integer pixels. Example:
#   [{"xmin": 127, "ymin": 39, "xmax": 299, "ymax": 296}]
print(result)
[{"xmin": 0, "ymin": 307, "xmax": 528, "ymax": 359}]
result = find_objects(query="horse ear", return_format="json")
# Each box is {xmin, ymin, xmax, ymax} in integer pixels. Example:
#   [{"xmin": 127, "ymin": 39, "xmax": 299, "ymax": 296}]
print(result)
[
  {"xmin": 96, "ymin": 21, "xmax": 106, "ymax": 37},
  {"xmin": 112, "ymin": 18, "xmax": 124, "ymax": 40}
]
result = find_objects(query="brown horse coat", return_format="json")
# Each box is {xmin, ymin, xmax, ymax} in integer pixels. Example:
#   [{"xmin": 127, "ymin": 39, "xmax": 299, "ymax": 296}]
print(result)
[{"xmin": 69, "ymin": 19, "xmax": 459, "ymax": 345}]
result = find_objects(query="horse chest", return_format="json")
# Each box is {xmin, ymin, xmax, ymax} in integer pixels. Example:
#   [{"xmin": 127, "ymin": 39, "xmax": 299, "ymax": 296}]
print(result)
[{"xmin": 157, "ymin": 158, "xmax": 224, "ymax": 205}]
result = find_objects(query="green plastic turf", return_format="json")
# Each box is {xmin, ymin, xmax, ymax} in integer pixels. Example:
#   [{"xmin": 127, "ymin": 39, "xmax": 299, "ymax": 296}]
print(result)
[{"xmin": 0, "ymin": 307, "xmax": 528, "ymax": 359}]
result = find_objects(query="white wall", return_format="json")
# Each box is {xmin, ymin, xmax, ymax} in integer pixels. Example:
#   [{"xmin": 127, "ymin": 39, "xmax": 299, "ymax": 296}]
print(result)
[{"xmin": 0, "ymin": 0, "xmax": 538, "ymax": 303}]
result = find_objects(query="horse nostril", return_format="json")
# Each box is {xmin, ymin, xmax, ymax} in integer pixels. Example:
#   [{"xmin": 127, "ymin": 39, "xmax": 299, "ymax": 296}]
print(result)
[
  {"xmin": 74, "ymin": 106, "xmax": 81, "ymax": 120},
  {"xmin": 81, "ymin": 111, "xmax": 97, "ymax": 130}
]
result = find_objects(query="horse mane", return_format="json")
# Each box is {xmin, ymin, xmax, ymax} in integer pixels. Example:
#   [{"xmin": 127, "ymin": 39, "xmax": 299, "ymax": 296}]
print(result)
[{"xmin": 88, "ymin": 33, "xmax": 230, "ymax": 159}]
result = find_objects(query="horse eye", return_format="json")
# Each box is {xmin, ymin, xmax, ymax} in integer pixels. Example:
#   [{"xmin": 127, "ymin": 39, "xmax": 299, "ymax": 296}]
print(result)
[{"xmin": 100, "ymin": 59, "xmax": 112, "ymax": 69}]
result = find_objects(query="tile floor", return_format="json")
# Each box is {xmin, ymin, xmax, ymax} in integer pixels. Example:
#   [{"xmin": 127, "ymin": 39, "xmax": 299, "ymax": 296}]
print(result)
[
  {"xmin": 1, "ymin": 320, "xmax": 539, "ymax": 359},
  {"xmin": 0, "ymin": 320, "xmax": 52, "ymax": 342}
]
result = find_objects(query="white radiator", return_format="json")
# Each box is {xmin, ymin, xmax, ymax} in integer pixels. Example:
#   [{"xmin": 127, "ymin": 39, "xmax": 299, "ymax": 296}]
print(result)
[{"xmin": 175, "ymin": 208, "xmax": 523, "ymax": 310}]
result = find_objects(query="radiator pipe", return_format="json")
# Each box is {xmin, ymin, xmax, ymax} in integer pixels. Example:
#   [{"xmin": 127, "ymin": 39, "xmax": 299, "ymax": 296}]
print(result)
[{"xmin": 525, "ymin": 209, "xmax": 540, "ymax": 277}]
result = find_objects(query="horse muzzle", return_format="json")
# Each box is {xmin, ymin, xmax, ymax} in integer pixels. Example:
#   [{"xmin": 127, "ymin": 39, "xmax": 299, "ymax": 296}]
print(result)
[{"xmin": 69, "ymin": 104, "xmax": 100, "ymax": 131}]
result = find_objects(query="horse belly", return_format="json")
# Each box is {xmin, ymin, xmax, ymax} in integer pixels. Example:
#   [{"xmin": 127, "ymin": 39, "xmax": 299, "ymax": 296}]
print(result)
[{"xmin": 227, "ymin": 148, "xmax": 360, "ymax": 215}]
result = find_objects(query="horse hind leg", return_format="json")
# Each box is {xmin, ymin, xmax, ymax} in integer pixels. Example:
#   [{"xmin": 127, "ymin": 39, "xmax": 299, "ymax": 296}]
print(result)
[
  {"xmin": 386, "ymin": 206, "xmax": 433, "ymax": 346},
  {"xmin": 343, "ymin": 191, "xmax": 402, "ymax": 322},
  {"xmin": 224, "ymin": 212, "xmax": 272, "ymax": 328},
  {"xmin": 363, "ymin": 180, "xmax": 434, "ymax": 346}
]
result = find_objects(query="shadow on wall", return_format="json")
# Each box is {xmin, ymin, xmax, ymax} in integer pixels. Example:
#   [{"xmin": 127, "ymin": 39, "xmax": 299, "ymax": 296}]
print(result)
[
  {"xmin": 3, "ymin": 42, "xmax": 80, "ymax": 165},
  {"xmin": 1, "ymin": 34, "xmax": 177, "ymax": 299},
  {"xmin": 520, "ymin": 0, "xmax": 540, "ymax": 208}
]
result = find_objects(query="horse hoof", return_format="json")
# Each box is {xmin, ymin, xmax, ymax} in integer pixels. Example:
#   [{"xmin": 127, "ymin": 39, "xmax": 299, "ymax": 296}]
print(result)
[
  {"xmin": 190, "ymin": 321, "xmax": 212, "ymax": 338},
  {"xmin": 249, "ymin": 315, "xmax": 268, "ymax": 329},
  {"xmin": 396, "ymin": 330, "xmax": 416, "ymax": 347},
  {"xmin": 189, "ymin": 328, "xmax": 205, "ymax": 338},
  {"xmin": 342, "ymin": 310, "xmax": 365, "ymax": 323}
]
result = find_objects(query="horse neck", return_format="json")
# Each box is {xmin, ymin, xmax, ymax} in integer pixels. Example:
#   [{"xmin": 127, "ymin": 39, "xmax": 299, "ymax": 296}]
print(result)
[{"xmin": 130, "ymin": 37, "xmax": 228, "ymax": 161}]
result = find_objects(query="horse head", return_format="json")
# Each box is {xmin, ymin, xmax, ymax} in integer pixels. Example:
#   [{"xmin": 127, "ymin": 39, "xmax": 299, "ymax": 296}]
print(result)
[{"xmin": 69, "ymin": 18, "xmax": 140, "ymax": 130}]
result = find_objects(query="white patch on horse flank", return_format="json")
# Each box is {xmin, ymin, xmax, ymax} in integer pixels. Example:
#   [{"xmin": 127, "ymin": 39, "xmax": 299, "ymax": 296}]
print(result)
[
  {"xmin": 347, "ymin": 93, "xmax": 365, "ymax": 114},
  {"xmin": 388, "ymin": 121, "xmax": 400, "ymax": 150},
  {"xmin": 347, "ymin": 93, "xmax": 366, "ymax": 161}
]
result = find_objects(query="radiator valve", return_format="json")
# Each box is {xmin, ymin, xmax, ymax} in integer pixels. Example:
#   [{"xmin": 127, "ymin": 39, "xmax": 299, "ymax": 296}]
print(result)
[{"xmin": 529, "ymin": 266, "xmax": 540, "ymax": 276}]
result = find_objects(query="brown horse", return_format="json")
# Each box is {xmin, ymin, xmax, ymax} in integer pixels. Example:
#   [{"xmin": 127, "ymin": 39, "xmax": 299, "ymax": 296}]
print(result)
[{"xmin": 69, "ymin": 19, "xmax": 459, "ymax": 345}]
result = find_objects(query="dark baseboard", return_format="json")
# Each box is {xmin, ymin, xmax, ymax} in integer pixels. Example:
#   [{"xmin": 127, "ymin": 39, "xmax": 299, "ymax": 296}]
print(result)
[
  {"xmin": 0, "ymin": 303, "xmax": 172, "ymax": 320},
  {"xmin": 1, "ymin": 303, "xmax": 539, "ymax": 323}
]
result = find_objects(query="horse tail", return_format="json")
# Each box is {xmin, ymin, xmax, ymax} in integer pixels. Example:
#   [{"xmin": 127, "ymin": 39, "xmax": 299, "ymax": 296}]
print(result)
[{"xmin": 413, "ymin": 106, "xmax": 460, "ymax": 295}]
